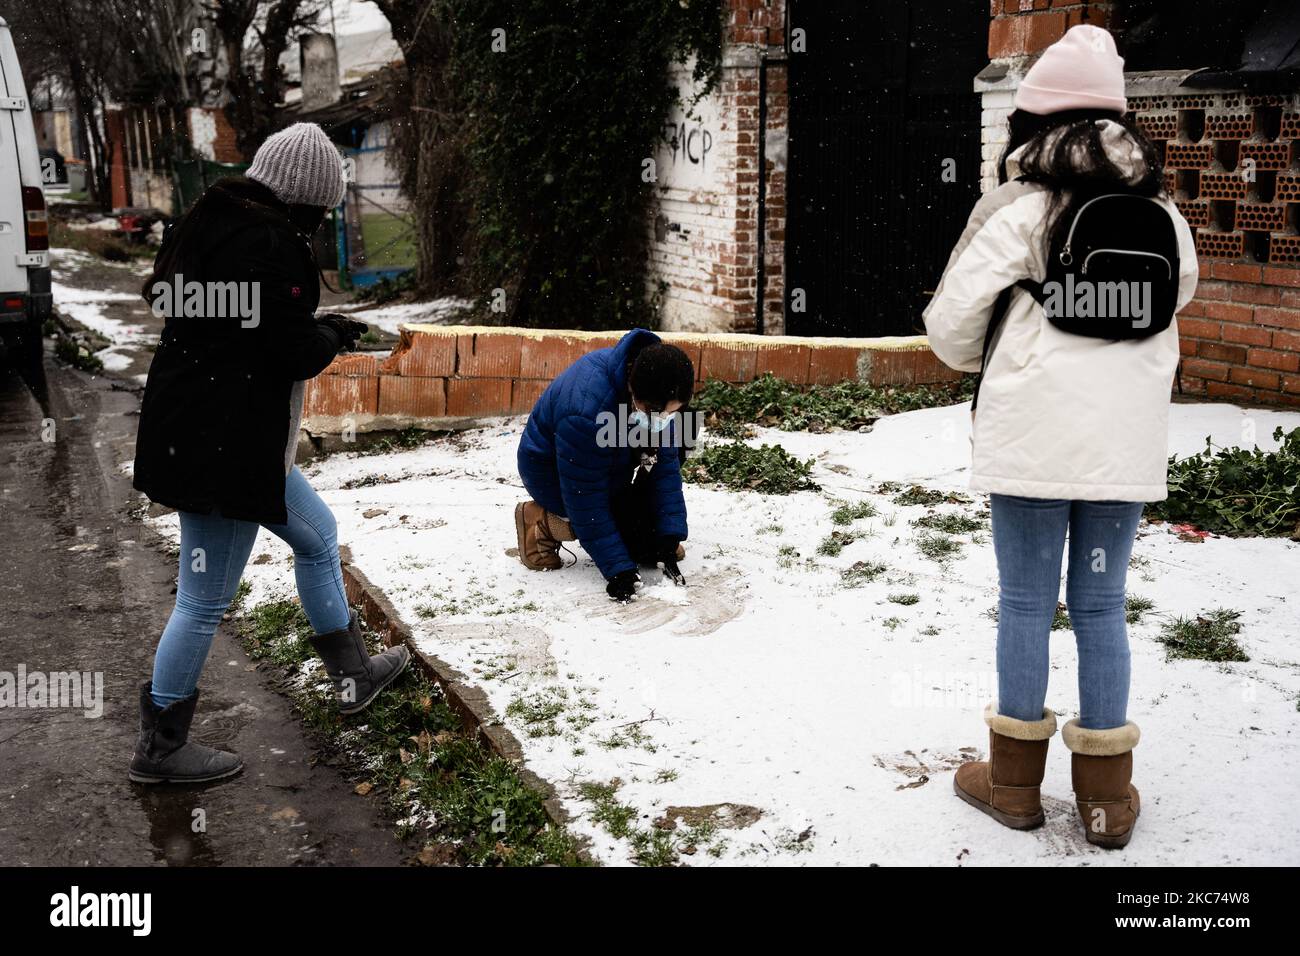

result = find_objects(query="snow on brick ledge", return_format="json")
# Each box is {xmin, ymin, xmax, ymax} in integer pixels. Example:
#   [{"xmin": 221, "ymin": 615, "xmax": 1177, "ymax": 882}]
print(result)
[{"xmin": 303, "ymin": 324, "xmax": 963, "ymax": 433}]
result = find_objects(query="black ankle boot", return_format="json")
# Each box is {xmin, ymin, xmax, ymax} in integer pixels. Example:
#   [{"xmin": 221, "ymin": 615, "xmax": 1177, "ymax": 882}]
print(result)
[
  {"xmin": 128, "ymin": 682, "xmax": 243, "ymax": 785},
  {"xmin": 308, "ymin": 612, "xmax": 410, "ymax": 715}
]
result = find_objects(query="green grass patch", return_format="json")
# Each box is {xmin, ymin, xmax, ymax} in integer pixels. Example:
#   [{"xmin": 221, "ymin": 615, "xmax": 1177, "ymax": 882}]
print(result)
[
  {"xmin": 831, "ymin": 500, "xmax": 878, "ymax": 525},
  {"xmin": 1125, "ymin": 594, "xmax": 1156, "ymax": 624},
  {"xmin": 415, "ymin": 585, "xmax": 538, "ymax": 619},
  {"xmin": 776, "ymin": 544, "xmax": 805, "ymax": 569},
  {"xmin": 892, "ymin": 485, "xmax": 971, "ymax": 507},
  {"xmin": 576, "ymin": 780, "xmax": 694, "ymax": 866},
  {"xmin": 1149, "ymin": 427, "xmax": 1300, "ymax": 537},
  {"xmin": 817, "ymin": 530, "xmax": 859, "ymax": 556},
  {"xmin": 911, "ymin": 512, "xmax": 986, "ymax": 534},
  {"xmin": 914, "ymin": 532, "xmax": 963, "ymax": 562},
  {"xmin": 505, "ymin": 688, "xmax": 569, "ymax": 738},
  {"xmin": 682, "ymin": 442, "xmax": 818, "ymax": 494},
  {"xmin": 1157, "ymin": 610, "xmax": 1250, "ymax": 663},
  {"xmin": 841, "ymin": 560, "xmax": 888, "ymax": 588},
  {"xmin": 692, "ymin": 372, "xmax": 974, "ymax": 434},
  {"xmin": 236, "ymin": 597, "xmax": 317, "ymax": 666},
  {"xmin": 888, "ymin": 593, "xmax": 920, "ymax": 606},
  {"xmin": 232, "ymin": 598, "xmax": 579, "ymax": 866}
]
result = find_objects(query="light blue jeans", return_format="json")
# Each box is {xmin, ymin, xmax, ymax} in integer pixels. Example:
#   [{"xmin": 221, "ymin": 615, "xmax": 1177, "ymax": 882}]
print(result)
[
  {"xmin": 150, "ymin": 467, "xmax": 350, "ymax": 708},
  {"xmin": 990, "ymin": 495, "xmax": 1145, "ymax": 730}
]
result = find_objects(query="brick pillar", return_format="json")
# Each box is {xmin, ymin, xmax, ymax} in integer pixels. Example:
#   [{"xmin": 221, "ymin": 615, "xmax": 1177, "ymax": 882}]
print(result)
[
  {"xmin": 761, "ymin": 27, "xmax": 789, "ymax": 335},
  {"xmin": 988, "ymin": 1, "xmax": 1112, "ymax": 61},
  {"xmin": 646, "ymin": 2, "xmax": 788, "ymax": 335},
  {"xmin": 727, "ymin": 0, "xmax": 788, "ymax": 335},
  {"xmin": 979, "ymin": 2, "xmax": 1115, "ymax": 192}
]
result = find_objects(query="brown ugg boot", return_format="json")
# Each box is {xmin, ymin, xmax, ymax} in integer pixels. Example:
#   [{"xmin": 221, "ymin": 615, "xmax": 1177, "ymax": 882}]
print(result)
[
  {"xmin": 514, "ymin": 501, "xmax": 575, "ymax": 571},
  {"xmin": 1063, "ymin": 719, "xmax": 1141, "ymax": 849},
  {"xmin": 953, "ymin": 704, "xmax": 1057, "ymax": 829}
]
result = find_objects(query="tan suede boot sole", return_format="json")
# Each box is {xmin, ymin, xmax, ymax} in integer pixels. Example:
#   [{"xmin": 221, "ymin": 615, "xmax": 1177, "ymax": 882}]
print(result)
[{"xmin": 952, "ymin": 773, "xmax": 1046, "ymax": 830}]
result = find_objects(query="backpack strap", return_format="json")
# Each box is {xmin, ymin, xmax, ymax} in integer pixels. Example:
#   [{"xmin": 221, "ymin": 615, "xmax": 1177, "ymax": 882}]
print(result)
[
  {"xmin": 971, "ymin": 287, "xmax": 1014, "ymax": 413},
  {"xmin": 965, "ymin": 177, "xmax": 1043, "ymax": 412},
  {"xmin": 1015, "ymin": 277, "xmax": 1046, "ymax": 304}
]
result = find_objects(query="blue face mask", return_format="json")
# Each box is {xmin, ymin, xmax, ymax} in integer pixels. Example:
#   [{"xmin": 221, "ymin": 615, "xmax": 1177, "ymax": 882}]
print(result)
[{"xmin": 630, "ymin": 409, "xmax": 675, "ymax": 433}]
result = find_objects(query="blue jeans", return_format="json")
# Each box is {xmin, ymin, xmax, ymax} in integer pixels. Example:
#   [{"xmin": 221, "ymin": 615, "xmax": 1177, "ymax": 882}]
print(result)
[
  {"xmin": 990, "ymin": 495, "xmax": 1145, "ymax": 730},
  {"xmin": 150, "ymin": 467, "xmax": 350, "ymax": 708}
]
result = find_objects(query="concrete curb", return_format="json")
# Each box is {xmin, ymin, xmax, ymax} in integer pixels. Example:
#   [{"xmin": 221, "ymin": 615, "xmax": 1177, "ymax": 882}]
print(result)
[{"xmin": 337, "ymin": 545, "xmax": 577, "ymax": 839}]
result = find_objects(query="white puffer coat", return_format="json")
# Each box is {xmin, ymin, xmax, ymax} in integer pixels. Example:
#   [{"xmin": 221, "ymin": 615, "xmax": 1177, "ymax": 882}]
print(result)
[{"xmin": 924, "ymin": 120, "xmax": 1199, "ymax": 502}]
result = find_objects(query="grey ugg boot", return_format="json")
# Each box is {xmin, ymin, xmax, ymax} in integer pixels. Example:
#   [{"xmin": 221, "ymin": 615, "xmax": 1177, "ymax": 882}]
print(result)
[
  {"xmin": 308, "ymin": 612, "xmax": 410, "ymax": 715},
  {"xmin": 128, "ymin": 682, "xmax": 244, "ymax": 785}
]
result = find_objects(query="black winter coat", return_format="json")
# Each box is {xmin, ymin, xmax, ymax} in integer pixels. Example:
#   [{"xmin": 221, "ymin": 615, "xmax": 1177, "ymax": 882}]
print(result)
[{"xmin": 133, "ymin": 177, "xmax": 342, "ymax": 525}]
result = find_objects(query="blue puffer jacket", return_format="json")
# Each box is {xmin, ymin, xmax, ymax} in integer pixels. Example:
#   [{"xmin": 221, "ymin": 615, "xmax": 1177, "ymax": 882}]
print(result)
[{"xmin": 517, "ymin": 329, "xmax": 688, "ymax": 580}]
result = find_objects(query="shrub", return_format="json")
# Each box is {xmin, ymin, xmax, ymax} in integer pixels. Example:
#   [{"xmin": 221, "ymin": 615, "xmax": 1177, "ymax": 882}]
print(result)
[
  {"xmin": 1149, "ymin": 427, "xmax": 1300, "ymax": 537},
  {"xmin": 681, "ymin": 442, "xmax": 818, "ymax": 494},
  {"xmin": 692, "ymin": 373, "xmax": 975, "ymax": 433},
  {"xmin": 447, "ymin": 0, "xmax": 722, "ymax": 328}
]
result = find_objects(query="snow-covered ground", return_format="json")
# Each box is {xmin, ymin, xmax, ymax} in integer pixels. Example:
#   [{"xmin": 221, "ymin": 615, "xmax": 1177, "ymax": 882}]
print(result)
[
  {"xmin": 51, "ymin": 247, "xmax": 155, "ymax": 379},
  {"xmin": 148, "ymin": 401, "xmax": 1300, "ymax": 866},
  {"xmin": 335, "ymin": 296, "xmax": 474, "ymax": 335}
]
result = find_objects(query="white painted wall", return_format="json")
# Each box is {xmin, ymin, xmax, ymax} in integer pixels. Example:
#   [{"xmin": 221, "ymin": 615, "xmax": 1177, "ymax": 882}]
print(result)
[{"xmin": 646, "ymin": 64, "xmax": 738, "ymax": 333}]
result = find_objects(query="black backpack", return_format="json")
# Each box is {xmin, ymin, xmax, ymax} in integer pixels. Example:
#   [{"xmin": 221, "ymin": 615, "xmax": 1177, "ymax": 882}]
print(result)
[{"xmin": 971, "ymin": 190, "xmax": 1181, "ymax": 410}]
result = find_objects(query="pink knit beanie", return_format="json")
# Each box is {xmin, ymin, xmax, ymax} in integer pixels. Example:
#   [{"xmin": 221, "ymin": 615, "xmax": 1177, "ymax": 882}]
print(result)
[{"xmin": 1014, "ymin": 24, "xmax": 1128, "ymax": 116}]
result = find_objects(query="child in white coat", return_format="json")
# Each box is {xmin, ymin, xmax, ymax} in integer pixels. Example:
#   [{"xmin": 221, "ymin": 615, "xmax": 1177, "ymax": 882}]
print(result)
[{"xmin": 924, "ymin": 25, "xmax": 1198, "ymax": 848}]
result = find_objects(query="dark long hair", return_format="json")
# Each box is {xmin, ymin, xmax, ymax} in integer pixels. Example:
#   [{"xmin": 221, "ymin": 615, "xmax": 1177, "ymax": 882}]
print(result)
[{"xmin": 998, "ymin": 109, "xmax": 1166, "ymax": 258}]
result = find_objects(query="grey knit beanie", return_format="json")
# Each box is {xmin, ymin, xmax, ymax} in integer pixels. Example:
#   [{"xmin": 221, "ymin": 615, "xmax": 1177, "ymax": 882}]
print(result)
[{"xmin": 245, "ymin": 122, "xmax": 346, "ymax": 208}]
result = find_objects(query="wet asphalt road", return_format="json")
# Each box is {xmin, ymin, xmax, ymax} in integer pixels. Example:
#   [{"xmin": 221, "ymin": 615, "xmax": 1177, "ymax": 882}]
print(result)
[{"xmin": 0, "ymin": 349, "xmax": 409, "ymax": 866}]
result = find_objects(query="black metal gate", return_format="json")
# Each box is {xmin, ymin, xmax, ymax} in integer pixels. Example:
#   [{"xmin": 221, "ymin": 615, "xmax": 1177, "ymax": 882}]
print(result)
[{"xmin": 785, "ymin": 0, "xmax": 988, "ymax": 337}]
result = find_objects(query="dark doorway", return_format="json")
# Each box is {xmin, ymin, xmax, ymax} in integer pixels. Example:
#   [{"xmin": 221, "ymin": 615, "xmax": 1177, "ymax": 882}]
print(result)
[{"xmin": 785, "ymin": 0, "xmax": 987, "ymax": 337}]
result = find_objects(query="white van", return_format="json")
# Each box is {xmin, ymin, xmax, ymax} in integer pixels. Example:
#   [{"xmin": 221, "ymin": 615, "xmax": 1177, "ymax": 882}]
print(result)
[{"xmin": 0, "ymin": 14, "xmax": 51, "ymax": 366}]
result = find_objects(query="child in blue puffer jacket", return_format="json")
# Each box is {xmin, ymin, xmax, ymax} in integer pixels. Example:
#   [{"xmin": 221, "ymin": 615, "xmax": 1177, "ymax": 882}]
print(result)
[{"xmin": 515, "ymin": 329, "xmax": 694, "ymax": 602}]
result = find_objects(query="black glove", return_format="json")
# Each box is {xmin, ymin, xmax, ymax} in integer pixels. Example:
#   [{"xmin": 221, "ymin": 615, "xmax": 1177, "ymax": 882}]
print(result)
[
  {"xmin": 606, "ymin": 570, "xmax": 642, "ymax": 603},
  {"xmin": 317, "ymin": 313, "xmax": 368, "ymax": 352},
  {"xmin": 658, "ymin": 538, "xmax": 686, "ymax": 586}
]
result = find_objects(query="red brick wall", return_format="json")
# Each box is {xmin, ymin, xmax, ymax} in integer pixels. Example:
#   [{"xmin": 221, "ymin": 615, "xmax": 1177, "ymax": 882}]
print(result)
[
  {"xmin": 302, "ymin": 325, "xmax": 960, "ymax": 430},
  {"xmin": 1178, "ymin": 263, "xmax": 1300, "ymax": 407},
  {"xmin": 987, "ymin": 5, "xmax": 1300, "ymax": 408}
]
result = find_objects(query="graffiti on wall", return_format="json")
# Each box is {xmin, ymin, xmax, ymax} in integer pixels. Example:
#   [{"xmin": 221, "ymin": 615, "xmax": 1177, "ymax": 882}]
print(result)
[{"xmin": 664, "ymin": 119, "xmax": 714, "ymax": 171}]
